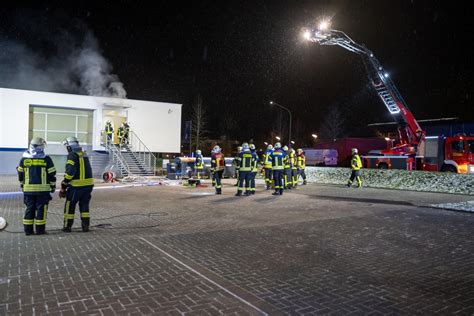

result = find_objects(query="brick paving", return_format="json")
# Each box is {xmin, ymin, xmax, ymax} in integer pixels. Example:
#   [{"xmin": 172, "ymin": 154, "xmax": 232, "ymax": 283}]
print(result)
[{"xmin": 1, "ymin": 176, "xmax": 474, "ymax": 315}]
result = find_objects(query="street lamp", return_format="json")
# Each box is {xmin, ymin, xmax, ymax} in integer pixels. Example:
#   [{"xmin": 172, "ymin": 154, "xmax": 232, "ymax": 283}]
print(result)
[{"xmin": 269, "ymin": 101, "xmax": 292, "ymax": 143}]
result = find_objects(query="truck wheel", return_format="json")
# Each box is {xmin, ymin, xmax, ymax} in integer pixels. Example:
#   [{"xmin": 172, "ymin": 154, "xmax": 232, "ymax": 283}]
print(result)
[
  {"xmin": 441, "ymin": 165, "xmax": 457, "ymax": 173},
  {"xmin": 377, "ymin": 163, "xmax": 389, "ymax": 169}
]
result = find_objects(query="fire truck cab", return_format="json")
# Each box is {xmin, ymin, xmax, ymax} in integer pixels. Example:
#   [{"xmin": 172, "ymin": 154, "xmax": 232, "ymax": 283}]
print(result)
[{"xmin": 423, "ymin": 135, "xmax": 474, "ymax": 173}]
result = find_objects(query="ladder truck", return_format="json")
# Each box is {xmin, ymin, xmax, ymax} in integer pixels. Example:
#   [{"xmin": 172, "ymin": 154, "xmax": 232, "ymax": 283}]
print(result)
[{"xmin": 303, "ymin": 23, "xmax": 474, "ymax": 173}]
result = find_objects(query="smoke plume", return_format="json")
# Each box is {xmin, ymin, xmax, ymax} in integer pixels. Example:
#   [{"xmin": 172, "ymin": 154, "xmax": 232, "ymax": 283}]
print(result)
[{"xmin": 0, "ymin": 17, "xmax": 126, "ymax": 98}]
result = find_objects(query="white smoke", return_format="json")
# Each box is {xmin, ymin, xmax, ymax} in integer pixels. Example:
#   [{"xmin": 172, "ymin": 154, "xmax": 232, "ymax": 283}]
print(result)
[{"xmin": 0, "ymin": 25, "xmax": 127, "ymax": 98}]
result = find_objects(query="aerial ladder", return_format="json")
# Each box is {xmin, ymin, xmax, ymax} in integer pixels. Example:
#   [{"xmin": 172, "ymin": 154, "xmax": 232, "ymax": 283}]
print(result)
[{"xmin": 303, "ymin": 25, "xmax": 425, "ymax": 156}]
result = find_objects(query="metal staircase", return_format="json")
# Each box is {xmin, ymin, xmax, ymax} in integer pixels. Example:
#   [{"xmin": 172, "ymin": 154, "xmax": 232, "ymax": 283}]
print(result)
[{"xmin": 104, "ymin": 130, "xmax": 156, "ymax": 177}]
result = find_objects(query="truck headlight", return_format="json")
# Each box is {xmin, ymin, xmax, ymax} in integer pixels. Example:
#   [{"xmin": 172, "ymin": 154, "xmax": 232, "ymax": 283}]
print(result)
[{"xmin": 469, "ymin": 165, "xmax": 474, "ymax": 174}]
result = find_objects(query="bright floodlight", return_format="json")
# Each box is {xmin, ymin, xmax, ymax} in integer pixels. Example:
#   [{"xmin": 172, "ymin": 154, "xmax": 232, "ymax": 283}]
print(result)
[
  {"xmin": 291, "ymin": 141, "xmax": 295, "ymax": 144},
  {"xmin": 303, "ymin": 30, "xmax": 312, "ymax": 40},
  {"xmin": 269, "ymin": 101, "xmax": 274, "ymax": 105},
  {"xmin": 312, "ymin": 134, "xmax": 318, "ymax": 139},
  {"xmin": 384, "ymin": 137, "xmax": 390, "ymax": 141},
  {"xmin": 275, "ymin": 136, "xmax": 281, "ymax": 140},
  {"xmin": 319, "ymin": 20, "xmax": 330, "ymax": 30},
  {"xmin": 264, "ymin": 142, "xmax": 268, "ymax": 145},
  {"xmin": 384, "ymin": 73, "xmax": 389, "ymax": 78}
]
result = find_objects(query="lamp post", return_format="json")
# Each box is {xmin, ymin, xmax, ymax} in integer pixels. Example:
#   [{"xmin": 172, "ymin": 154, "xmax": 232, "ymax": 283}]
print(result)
[
  {"xmin": 312, "ymin": 134, "xmax": 318, "ymax": 146},
  {"xmin": 269, "ymin": 101, "xmax": 292, "ymax": 144}
]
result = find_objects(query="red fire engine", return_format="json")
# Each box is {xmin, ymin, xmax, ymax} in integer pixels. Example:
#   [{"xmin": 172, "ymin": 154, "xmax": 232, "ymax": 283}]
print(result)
[{"xmin": 304, "ymin": 24, "xmax": 474, "ymax": 173}]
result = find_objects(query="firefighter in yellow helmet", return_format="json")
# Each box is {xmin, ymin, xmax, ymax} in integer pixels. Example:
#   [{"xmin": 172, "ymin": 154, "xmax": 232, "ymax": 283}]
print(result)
[
  {"xmin": 347, "ymin": 148, "xmax": 363, "ymax": 188},
  {"xmin": 17, "ymin": 137, "xmax": 56, "ymax": 235}
]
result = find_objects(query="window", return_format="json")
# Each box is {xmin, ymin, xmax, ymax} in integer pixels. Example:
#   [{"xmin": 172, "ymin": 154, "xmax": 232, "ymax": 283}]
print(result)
[
  {"xmin": 29, "ymin": 106, "xmax": 93, "ymax": 145},
  {"xmin": 451, "ymin": 140, "xmax": 465, "ymax": 153},
  {"xmin": 468, "ymin": 140, "xmax": 474, "ymax": 154}
]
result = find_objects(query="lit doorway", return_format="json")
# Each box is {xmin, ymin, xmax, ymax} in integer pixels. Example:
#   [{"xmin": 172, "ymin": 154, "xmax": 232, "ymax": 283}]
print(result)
[{"xmin": 102, "ymin": 108, "xmax": 128, "ymax": 146}]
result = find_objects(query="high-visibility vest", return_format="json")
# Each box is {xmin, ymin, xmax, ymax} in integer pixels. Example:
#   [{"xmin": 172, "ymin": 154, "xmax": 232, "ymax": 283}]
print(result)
[
  {"xmin": 297, "ymin": 154, "xmax": 306, "ymax": 169},
  {"xmin": 195, "ymin": 155, "xmax": 204, "ymax": 169},
  {"xmin": 351, "ymin": 154, "xmax": 362, "ymax": 170},
  {"xmin": 263, "ymin": 150, "xmax": 273, "ymax": 169}
]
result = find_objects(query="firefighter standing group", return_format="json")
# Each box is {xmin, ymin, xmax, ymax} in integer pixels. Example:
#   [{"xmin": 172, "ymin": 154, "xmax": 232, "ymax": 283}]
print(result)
[
  {"xmin": 195, "ymin": 143, "xmax": 363, "ymax": 195},
  {"xmin": 197, "ymin": 142, "xmax": 311, "ymax": 196},
  {"xmin": 17, "ymin": 136, "xmax": 94, "ymax": 235}
]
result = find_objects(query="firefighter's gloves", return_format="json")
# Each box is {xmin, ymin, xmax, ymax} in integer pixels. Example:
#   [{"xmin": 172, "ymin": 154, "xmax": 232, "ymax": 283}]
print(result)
[{"xmin": 59, "ymin": 180, "xmax": 68, "ymax": 199}]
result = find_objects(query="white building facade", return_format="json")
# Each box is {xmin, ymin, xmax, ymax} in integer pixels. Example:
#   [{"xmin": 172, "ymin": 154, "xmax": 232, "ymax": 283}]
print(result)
[{"xmin": 0, "ymin": 88, "xmax": 182, "ymax": 174}]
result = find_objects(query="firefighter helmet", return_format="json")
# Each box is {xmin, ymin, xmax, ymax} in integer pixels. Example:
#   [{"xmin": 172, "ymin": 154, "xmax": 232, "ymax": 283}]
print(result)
[
  {"xmin": 212, "ymin": 145, "xmax": 221, "ymax": 153},
  {"xmin": 63, "ymin": 136, "xmax": 79, "ymax": 147},
  {"xmin": 267, "ymin": 144, "xmax": 273, "ymax": 150},
  {"xmin": 283, "ymin": 145, "xmax": 288, "ymax": 151},
  {"xmin": 274, "ymin": 142, "xmax": 281, "ymax": 149},
  {"xmin": 237, "ymin": 146, "xmax": 243, "ymax": 153},
  {"xmin": 352, "ymin": 148, "xmax": 358, "ymax": 154},
  {"xmin": 63, "ymin": 137, "xmax": 80, "ymax": 153},
  {"xmin": 249, "ymin": 144, "xmax": 255, "ymax": 150},
  {"xmin": 29, "ymin": 137, "xmax": 46, "ymax": 152},
  {"xmin": 297, "ymin": 148, "xmax": 303, "ymax": 154},
  {"xmin": 196, "ymin": 149, "xmax": 202, "ymax": 155}
]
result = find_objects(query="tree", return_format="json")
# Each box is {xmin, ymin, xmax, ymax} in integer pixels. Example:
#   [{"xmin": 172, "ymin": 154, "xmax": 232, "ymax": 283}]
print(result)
[
  {"xmin": 191, "ymin": 94, "xmax": 208, "ymax": 150},
  {"xmin": 320, "ymin": 106, "xmax": 345, "ymax": 141}
]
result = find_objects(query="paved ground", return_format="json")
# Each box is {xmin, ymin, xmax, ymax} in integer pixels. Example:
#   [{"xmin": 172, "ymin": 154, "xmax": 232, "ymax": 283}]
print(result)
[{"xmin": 1, "ymin": 176, "xmax": 474, "ymax": 315}]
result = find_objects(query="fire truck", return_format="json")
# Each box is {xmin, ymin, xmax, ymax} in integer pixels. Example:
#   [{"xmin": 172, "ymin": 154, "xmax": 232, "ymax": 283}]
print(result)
[{"xmin": 304, "ymin": 23, "xmax": 474, "ymax": 173}]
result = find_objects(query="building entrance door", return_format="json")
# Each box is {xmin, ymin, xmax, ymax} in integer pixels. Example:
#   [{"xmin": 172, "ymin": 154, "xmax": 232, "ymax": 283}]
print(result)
[{"xmin": 102, "ymin": 109, "xmax": 128, "ymax": 146}]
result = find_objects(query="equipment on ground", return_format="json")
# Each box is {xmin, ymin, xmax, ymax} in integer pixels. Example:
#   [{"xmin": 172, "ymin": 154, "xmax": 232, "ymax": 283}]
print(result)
[
  {"xmin": 304, "ymin": 23, "xmax": 474, "ymax": 173},
  {"xmin": 0, "ymin": 217, "xmax": 6, "ymax": 230}
]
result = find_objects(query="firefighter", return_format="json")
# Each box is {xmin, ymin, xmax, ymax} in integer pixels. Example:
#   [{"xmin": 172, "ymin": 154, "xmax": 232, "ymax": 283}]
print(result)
[
  {"xmin": 117, "ymin": 123, "xmax": 125, "ymax": 146},
  {"xmin": 123, "ymin": 121, "xmax": 130, "ymax": 145},
  {"xmin": 283, "ymin": 145, "xmax": 292, "ymax": 189},
  {"xmin": 17, "ymin": 138, "xmax": 56, "ymax": 235},
  {"xmin": 236, "ymin": 143, "xmax": 254, "ymax": 196},
  {"xmin": 296, "ymin": 148, "xmax": 307, "ymax": 185},
  {"xmin": 211, "ymin": 145, "xmax": 225, "ymax": 194},
  {"xmin": 347, "ymin": 148, "xmax": 363, "ymax": 188},
  {"xmin": 105, "ymin": 121, "xmax": 114, "ymax": 145},
  {"xmin": 269, "ymin": 142, "xmax": 285, "ymax": 195},
  {"xmin": 249, "ymin": 144, "xmax": 259, "ymax": 194},
  {"xmin": 60, "ymin": 137, "xmax": 94, "ymax": 232},
  {"xmin": 290, "ymin": 148, "xmax": 298, "ymax": 188},
  {"xmin": 194, "ymin": 149, "xmax": 204, "ymax": 179},
  {"xmin": 262, "ymin": 144, "xmax": 273, "ymax": 190},
  {"xmin": 232, "ymin": 146, "xmax": 242, "ymax": 186}
]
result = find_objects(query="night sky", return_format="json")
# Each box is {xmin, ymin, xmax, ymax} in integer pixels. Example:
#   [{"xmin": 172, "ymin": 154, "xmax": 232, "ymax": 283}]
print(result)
[{"xmin": 1, "ymin": 1, "xmax": 473, "ymax": 146}]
